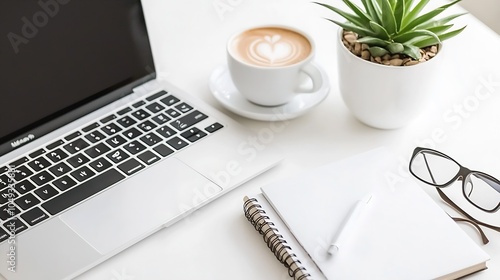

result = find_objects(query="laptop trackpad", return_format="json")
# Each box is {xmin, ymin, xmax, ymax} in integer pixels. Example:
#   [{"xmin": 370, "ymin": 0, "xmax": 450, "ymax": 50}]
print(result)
[{"xmin": 60, "ymin": 157, "xmax": 222, "ymax": 254}]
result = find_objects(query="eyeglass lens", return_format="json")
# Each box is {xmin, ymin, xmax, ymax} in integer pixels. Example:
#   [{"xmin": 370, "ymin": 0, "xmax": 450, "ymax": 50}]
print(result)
[
  {"xmin": 410, "ymin": 151, "xmax": 459, "ymax": 185},
  {"xmin": 464, "ymin": 173, "xmax": 500, "ymax": 211}
]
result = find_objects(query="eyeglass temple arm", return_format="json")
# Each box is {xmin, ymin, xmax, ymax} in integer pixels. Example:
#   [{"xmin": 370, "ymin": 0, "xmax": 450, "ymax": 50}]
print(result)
[
  {"xmin": 436, "ymin": 188, "xmax": 500, "ymax": 241},
  {"xmin": 450, "ymin": 216, "xmax": 489, "ymax": 244}
]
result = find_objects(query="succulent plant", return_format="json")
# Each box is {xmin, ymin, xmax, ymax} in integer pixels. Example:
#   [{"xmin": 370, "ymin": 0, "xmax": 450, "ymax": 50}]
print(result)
[{"xmin": 316, "ymin": 0, "xmax": 466, "ymax": 60}]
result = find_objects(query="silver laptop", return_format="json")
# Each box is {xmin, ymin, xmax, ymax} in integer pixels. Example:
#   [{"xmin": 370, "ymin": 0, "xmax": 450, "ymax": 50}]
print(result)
[{"xmin": 0, "ymin": 1, "xmax": 281, "ymax": 279}]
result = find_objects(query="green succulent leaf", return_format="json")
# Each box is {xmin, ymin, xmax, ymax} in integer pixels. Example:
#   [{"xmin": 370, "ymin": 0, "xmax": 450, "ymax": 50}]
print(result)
[
  {"xmin": 369, "ymin": 21, "xmax": 390, "ymax": 39},
  {"xmin": 388, "ymin": 0, "xmax": 396, "ymax": 9},
  {"xmin": 328, "ymin": 19, "xmax": 374, "ymax": 37},
  {"xmin": 387, "ymin": 42, "xmax": 404, "ymax": 53},
  {"xmin": 315, "ymin": 3, "xmax": 367, "ymax": 27},
  {"xmin": 402, "ymin": 0, "xmax": 430, "ymax": 27},
  {"xmin": 402, "ymin": 44, "xmax": 421, "ymax": 59},
  {"xmin": 394, "ymin": 0, "xmax": 405, "ymax": 31},
  {"xmin": 416, "ymin": 13, "xmax": 467, "ymax": 30},
  {"xmin": 340, "ymin": 0, "xmax": 373, "ymax": 23},
  {"xmin": 401, "ymin": 0, "xmax": 463, "ymax": 33},
  {"xmin": 404, "ymin": 0, "xmax": 416, "ymax": 12},
  {"xmin": 413, "ymin": 25, "xmax": 466, "ymax": 48},
  {"xmin": 393, "ymin": 29, "xmax": 440, "ymax": 44},
  {"xmin": 356, "ymin": 36, "xmax": 390, "ymax": 47},
  {"xmin": 361, "ymin": 0, "xmax": 382, "ymax": 23},
  {"xmin": 368, "ymin": 46, "xmax": 389, "ymax": 57},
  {"xmin": 380, "ymin": 0, "xmax": 397, "ymax": 34},
  {"xmin": 427, "ymin": 24, "xmax": 453, "ymax": 35}
]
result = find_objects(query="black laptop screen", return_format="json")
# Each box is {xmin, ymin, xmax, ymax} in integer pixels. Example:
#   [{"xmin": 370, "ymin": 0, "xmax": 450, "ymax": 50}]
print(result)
[{"xmin": 0, "ymin": 0, "xmax": 155, "ymax": 155}]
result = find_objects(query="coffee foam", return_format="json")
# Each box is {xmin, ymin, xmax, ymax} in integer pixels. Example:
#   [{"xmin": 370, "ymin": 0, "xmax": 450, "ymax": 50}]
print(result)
[{"xmin": 231, "ymin": 27, "xmax": 311, "ymax": 67}]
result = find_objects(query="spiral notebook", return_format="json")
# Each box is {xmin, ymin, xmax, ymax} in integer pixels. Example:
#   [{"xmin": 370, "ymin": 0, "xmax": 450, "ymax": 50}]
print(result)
[{"xmin": 243, "ymin": 148, "xmax": 489, "ymax": 280}]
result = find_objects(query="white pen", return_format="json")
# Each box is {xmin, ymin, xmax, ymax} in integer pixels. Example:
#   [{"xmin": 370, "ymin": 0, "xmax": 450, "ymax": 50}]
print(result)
[{"xmin": 328, "ymin": 193, "xmax": 373, "ymax": 255}]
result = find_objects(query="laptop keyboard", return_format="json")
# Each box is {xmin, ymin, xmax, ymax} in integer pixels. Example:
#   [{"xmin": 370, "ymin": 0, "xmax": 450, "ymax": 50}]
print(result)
[{"xmin": 0, "ymin": 90, "xmax": 224, "ymax": 242}]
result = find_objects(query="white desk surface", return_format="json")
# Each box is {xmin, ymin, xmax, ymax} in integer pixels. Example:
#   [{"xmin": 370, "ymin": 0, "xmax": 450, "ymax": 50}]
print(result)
[{"xmin": 77, "ymin": 1, "xmax": 500, "ymax": 279}]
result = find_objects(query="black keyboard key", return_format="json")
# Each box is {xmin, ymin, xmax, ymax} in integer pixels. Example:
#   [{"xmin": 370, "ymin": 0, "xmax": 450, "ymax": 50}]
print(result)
[
  {"xmin": 160, "ymin": 95, "xmax": 180, "ymax": 106},
  {"xmin": 131, "ymin": 109, "xmax": 150, "ymax": 120},
  {"xmin": 181, "ymin": 127, "xmax": 207, "ymax": 143},
  {"xmin": 0, "ymin": 166, "xmax": 7, "ymax": 176},
  {"xmin": 165, "ymin": 108, "xmax": 181, "ymax": 118},
  {"xmin": 28, "ymin": 156, "xmax": 52, "ymax": 172},
  {"xmin": 156, "ymin": 125, "xmax": 176, "ymax": 138},
  {"xmin": 138, "ymin": 120, "xmax": 156, "ymax": 132},
  {"xmin": 67, "ymin": 153, "xmax": 90, "ymax": 168},
  {"xmin": 46, "ymin": 148, "xmax": 69, "ymax": 163},
  {"xmin": 31, "ymin": 171, "xmax": 54, "ymax": 186},
  {"xmin": 64, "ymin": 138, "xmax": 90, "ymax": 154},
  {"xmin": 123, "ymin": 127, "xmax": 142, "ymax": 140},
  {"xmin": 42, "ymin": 169, "xmax": 125, "ymax": 215},
  {"xmin": 89, "ymin": 157, "xmax": 112, "ymax": 173},
  {"xmin": 137, "ymin": 151, "xmax": 161, "ymax": 165},
  {"xmin": 100, "ymin": 114, "xmax": 116, "ymax": 123},
  {"xmin": 118, "ymin": 158, "xmax": 145, "ymax": 176},
  {"xmin": 70, "ymin": 166, "xmax": 95, "ymax": 182},
  {"xmin": 82, "ymin": 122, "xmax": 100, "ymax": 132},
  {"xmin": 145, "ymin": 102, "xmax": 165, "ymax": 113},
  {"xmin": 106, "ymin": 135, "xmax": 127, "ymax": 148},
  {"xmin": 132, "ymin": 100, "xmax": 146, "ymax": 108},
  {"xmin": 47, "ymin": 140, "xmax": 64, "ymax": 150},
  {"xmin": 85, "ymin": 130, "xmax": 106, "ymax": 143},
  {"xmin": 117, "ymin": 107, "xmax": 132, "ymax": 115},
  {"xmin": 205, "ymin": 122, "xmax": 224, "ymax": 133},
  {"xmin": 11, "ymin": 165, "xmax": 33, "ymax": 181},
  {"xmin": 3, "ymin": 219, "xmax": 27, "ymax": 234},
  {"xmin": 101, "ymin": 123, "xmax": 122, "ymax": 136},
  {"xmin": 0, "ymin": 204, "xmax": 20, "ymax": 221},
  {"xmin": 21, "ymin": 207, "xmax": 49, "ymax": 226},
  {"xmin": 175, "ymin": 103, "xmax": 193, "ymax": 113},
  {"xmin": 140, "ymin": 133, "xmax": 162, "ymax": 146},
  {"xmin": 29, "ymin": 148, "xmax": 46, "ymax": 159},
  {"xmin": 117, "ymin": 115, "xmax": 137, "ymax": 128},
  {"xmin": 0, "ymin": 174, "xmax": 11, "ymax": 190},
  {"xmin": 170, "ymin": 110, "xmax": 208, "ymax": 131},
  {"xmin": 152, "ymin": 113, "xmax": 170, "ymax": 125},
  {"xmin": 9, "ymin": 157, "xmax": 29, "ymax": 168},
  {"xmin": 106, "ymin": 149, "xmax": 129, "ymax": 163},
  {"xmin": 123, "ymin": 141, "xmax": 146, "ymax": 155},
  {"xmin": 35, "ymin": 185, "xmax": 59, "ymax": 200},
  {"xmin": 153, "ymin": 144, "xmax": 174, "ymax": 157},
  {"xmin": 15, "ymin": 193, "xmax": 40, "ymax": 211},
  {"xmin": 64, "ymin": 131, "xmax": 82, "ymax": 141},
  {"xmin": 166, "ymin": 137, "xmax": 189, "ymax": 150},
  {"xmin": 49, "ymin": 162, "xmax": 71, "ymax": 177},
  {"xmin": 146, "ymin": 90, "xmax": 167, "ymax": 101},
  {"xmin": 53, "ymin": 175, "xmax": 77, "ymax": 191},
  {"xmin": 84, "ymin": 143, "xmax": 111, "ymax": 158},
  {"xmin": 0, "ymin": 228, "xmax": 8, "ymax": 243},
  {"xmin": 0, "ymin": 188, "xmax": 18, "ymax": 205},
  {"xmin": 14, "ymin": 180, "xmax": 35, "ymax": 195}
]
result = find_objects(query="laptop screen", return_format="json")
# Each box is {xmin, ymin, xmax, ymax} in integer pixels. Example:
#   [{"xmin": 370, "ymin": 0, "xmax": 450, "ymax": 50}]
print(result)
[{"xmin": 0, "ymin": 0, "xmax": 155, "ymax": 156}]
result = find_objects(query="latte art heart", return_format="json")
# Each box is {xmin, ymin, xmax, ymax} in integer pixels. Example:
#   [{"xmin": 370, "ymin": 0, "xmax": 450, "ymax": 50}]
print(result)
[
  {"xmin": 252, "ymin": 37, "xmax": 294, "ymax": 65},
  {"xmin": 231, "ymin": 27, "xmax": 311, "ymax": 67}
]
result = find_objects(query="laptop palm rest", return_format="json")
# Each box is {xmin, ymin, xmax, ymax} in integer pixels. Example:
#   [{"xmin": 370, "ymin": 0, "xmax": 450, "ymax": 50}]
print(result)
[{"xmin": 60, "ymin": 157, "xmax": 222, "ymax": 254}]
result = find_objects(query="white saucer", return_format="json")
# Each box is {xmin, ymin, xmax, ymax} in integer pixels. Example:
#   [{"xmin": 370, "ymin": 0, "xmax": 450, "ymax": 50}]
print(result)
[{"xmin": 208, "ymin": 63, "xmax": 330, "ymax": 121}]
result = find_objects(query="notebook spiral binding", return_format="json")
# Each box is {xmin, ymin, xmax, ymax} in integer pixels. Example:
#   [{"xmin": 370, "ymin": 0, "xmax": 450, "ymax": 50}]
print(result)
[{"xmin": 243, "ymin": 196, "xmax": 312, "ymax": 280}]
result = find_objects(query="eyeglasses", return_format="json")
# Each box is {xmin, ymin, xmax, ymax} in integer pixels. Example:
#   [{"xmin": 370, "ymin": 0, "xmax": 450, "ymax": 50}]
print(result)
[
  {"xmin": 409, "ymin": 147, "xmax": 500, "ymax": 213},
  {"xmin": 409, "ymin": 147, "xmax": 500, "ymax": 244}
]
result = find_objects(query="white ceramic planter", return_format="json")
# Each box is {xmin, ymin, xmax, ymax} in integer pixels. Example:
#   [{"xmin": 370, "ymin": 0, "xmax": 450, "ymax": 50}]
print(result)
[{"xmin": 336, "ymin": 29, "xmax": 442, "ymax": 129}]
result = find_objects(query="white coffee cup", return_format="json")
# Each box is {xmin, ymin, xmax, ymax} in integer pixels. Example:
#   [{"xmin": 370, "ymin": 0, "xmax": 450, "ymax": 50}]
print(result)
[{"xmin": 227, "ymin": 25, "xmax": 324, "ymax": 107}]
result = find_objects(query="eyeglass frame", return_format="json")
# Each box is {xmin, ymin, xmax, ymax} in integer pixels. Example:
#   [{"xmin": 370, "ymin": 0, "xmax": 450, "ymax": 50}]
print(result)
[{"xmin": 409, "ymin": 147, "xmax": 500, "ymax": 213}]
